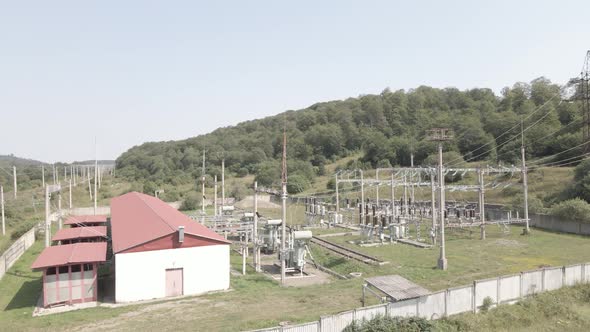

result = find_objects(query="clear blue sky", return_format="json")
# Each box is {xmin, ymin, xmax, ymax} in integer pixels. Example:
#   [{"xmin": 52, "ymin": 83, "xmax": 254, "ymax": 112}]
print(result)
[{"xmin": 1, "ymin": 1, "xmax": 588, "ymax": 163}]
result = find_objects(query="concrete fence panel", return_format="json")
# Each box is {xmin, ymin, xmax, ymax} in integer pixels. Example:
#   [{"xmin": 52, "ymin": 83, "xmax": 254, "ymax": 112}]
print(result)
[
  {"xmin": 498, "ymin": 274, "xmax": 520, "ymax": 303},
  {"xmin": 354, "ymin": 304, "xmax": 387, "ymax": 322},
  {"xmin": 584, "ymin": 263, "xmax": 590, "ymax": 283},
  {"xmin": 283, "ymin": 322, "xmax": 319, "ymax": 332},
  {"xmin": 0, "ymin": 227, "xmax": 36, "ymax": 280},
  {"xmin": 522, "ymin": 270, "xmax": 543, "ymax": 296},
  {"xmin": 417, "ymin": 291, "xmax": 446, "ymax": 320},
  {"xmin": 388, "ymin": 298, "xmax": 418, "ymax": 318},
  {"xmin": 543, "ymin": 267, "xmax": 563, "ymax": 291},
  {"xmin": 319, "ymin": 310, "xmax": 354, "ymax": 332},
  {"xmin": 565, "ymin": 264, "xmax": 583, "ymax": 286},
  {"xmin": 446, "ymin": 285, "xmax": 473, "ymax": 316},
  {"xmin": 67, "ymin": 206, "xmax": 111, "ymax": 216},
  {"xmin": 474, "ymin": 278, "xmax": 498, "ymax": 309},
  {"xmin": 250, "ymin": 328, "xmax": 281, "ymax": 332}
]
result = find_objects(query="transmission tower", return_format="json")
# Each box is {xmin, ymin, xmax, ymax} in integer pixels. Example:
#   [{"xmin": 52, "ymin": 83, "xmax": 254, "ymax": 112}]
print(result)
[{"xmin": 569, "ymin": 50, "xmax": 590, "ymax": 151}]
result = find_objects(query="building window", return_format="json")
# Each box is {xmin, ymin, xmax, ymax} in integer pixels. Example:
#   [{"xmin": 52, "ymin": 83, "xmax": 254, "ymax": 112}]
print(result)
[
  {"xmin": 46, "ymin": 267, "xmax": 56, "ymax": 275},
  {"xmin": 58, "ymin": 266, "xmax": 68, "ymax": 274},
  {"xmin": 71, "ymin": 265, "xmax": 82, "ymax": 273},
  {"xmin": 83, "ymin": 264, "xmax": 93, "ymax": 271}
]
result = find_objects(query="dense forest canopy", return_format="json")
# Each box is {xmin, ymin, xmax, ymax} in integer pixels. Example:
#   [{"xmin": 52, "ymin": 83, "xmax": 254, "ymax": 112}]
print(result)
[{"xmin": 115, "ymin": 78, "xmax": 583, "ymax": 194}]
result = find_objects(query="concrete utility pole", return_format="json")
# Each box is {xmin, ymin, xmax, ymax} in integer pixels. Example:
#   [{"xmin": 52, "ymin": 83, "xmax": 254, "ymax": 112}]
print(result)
[
  {"xmin": 214, "ymin": 175, "xmax": 218, "ymax": 217},
  {"xmin": 94, "ymin": 157, "xmax": 98, "ymax": 216},
  {"xmin": 403, "ymin": 175, "xmax": 408, "ymax": 217},
  {"xmin": 375, "ymin": 170, "xmax": 379, "ymax": 205},
  {"xmin": 42, "ymin": 166, "xmax": 45, "ymax": 188},
  {"xmin": 335, "ymin": 173, "xmax": 339, "ymax": 213},
  {"xmin": 521, "ymin": 121, "xmax": 530, "ymax": 234},
  {"xmin": 254, "ymin": 181, "xmax": 260, "ymax": 272},
  {"xmin": 64, "ymin": 166, "xmax": 67, "ymax": 183},
  {"xmin": 280, "ymin": 129, "xmax": 288, "ymax": 286},
  {"xmin": 87, "ymin": 166, "xmax": 92, "ymax": 200},
  {"xmin": 221, "ymin": 159, "xmax": 225, "ymax": 210},
  {"xmin": 13, "ymin": 166, "xmax": 17, "ymax": 199},
  {"xmin": 58, "ymin": 187, "xmax": 62, "ymax": 229},
  {"xmin": 52, "ymin": 164, "xmax": 56, "ymax": 185},
  {"xmin": 44, "ymin": 184, "xmax": 60, "ymax": 247},
  {"xmin": 1, "ymin": 185, "xmax": 5, "ymax": 236},
  {"xmin": 430, "ymin": 173, "xmax": 436, "ymax": 245},
  {"xmin": 201, "ymin": 150, "xmax": 206, "ymax": 216},
  {"xmin": 69, "ymin": 178, "xmax": 72, "ymax": 209},
  {"xmin": 479, "ymin": 168, "xmax": 486, "ymax": 240},
  {"xmin": 390, "ymin": 173, "xmax": 395, "ymax": 217},
  {"xmin": 428, "ymin": 128, "xmax": 453, "ymax": 271},
  {"xmin": 360, "ymin": 170, "xmax": 364, "ymax": 225}
]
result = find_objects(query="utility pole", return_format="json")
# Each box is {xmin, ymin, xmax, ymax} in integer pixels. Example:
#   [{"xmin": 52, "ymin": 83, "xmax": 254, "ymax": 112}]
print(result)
[
  {"xmin": 45, "ymin": 184, "xmax": 61, "ymax": 247},
  {"xmin": 1, "ymin": 185, "xmax": 5, "ymax": 236},
  {"xmin": 479, "ymin": 168, "xmax": 486, "ymax": 240},
  {"xmin": 428, "ymin": 128, "xmax": 453, "ymax": 271},
  {"xmin": 87, "ymin": 166, "xmax": 92, "ymax": 201},
  {"xmin": 335, "ymin": 173, "xmax": 339, "ymax": 213},
  {"xmin": 430, "ymin": 173, "xmax": 436, "ymax": 245},
  {"xmin": 254, "ymin": 181, "xmax": 260, "ymax": 272},
  {"xmin": 201, "ymin": 150, "xmax": 206, "ymax": 216},
  {"xmin": 360, "ymin": 170, "xmax": 364, "ymax": 225},
  {"xmin": 69, "ymin": 178, "xmax": 72, "ymax": 209},
  {"xmin": 13, "ymin": 166, "xmax": 17, "ymax": 199},
  {"xmin": 221, "ymin": 158, "xmax": 225, "ymax": 211},
  {"xmin": 375, "ymin": 169, "xmax": 379, "ymax": 206},
  {"xmin": 280, "ymin": 128, "xmax": 288, "ymax": 286},
  {"xmin": 390, "ymin": 173, "xmax": 395, "ymax": 217},
  {"xmin": 521, "ymin": 121, "xmax": 530, "ymax": 234},
  {"xmin": 214, "ymin": 175, "xmax": 218, "ymax": 217},
  {"xmin": 42, "ymin": 166, "xmax": 45, "ymax": 188},
  {"xmin": 58, "ymin": 187, "xmax": 62, "ymax": 229},
  {"xmin": 53, "ymin": 164, "xmax": 56, "ymax": 185},
  {"xmin": 94, "ymin": 141, "xmax": 98, "ymax": 216}
]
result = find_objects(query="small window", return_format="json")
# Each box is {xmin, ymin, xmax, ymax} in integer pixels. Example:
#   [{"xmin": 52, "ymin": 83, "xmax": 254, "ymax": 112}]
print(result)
[
  {"xmin": 71, "ymin": 265, "xmax": 81, "ymax": 273},
  {"xmin": 46, "ymin": 267, "xmax": 56, "ymax": 275},
  {"xmin": 83, "ymin": 264, "xmax": 93, "ymax": 271},
  {"xmin": 58, "ymin": 266, "xmax": 68, "ymax": 274}
]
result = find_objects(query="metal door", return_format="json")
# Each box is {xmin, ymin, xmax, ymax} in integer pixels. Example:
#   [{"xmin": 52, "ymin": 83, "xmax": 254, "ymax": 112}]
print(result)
[{"xmin": 165, "ymin": 268, "xmax": 183, "ymax": 297}]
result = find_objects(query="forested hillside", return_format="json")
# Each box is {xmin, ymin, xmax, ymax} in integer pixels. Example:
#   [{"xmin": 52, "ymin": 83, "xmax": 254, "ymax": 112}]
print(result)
[{"xmin": 116, "ymin": 77, "xmax": 583, "ymax": 194}]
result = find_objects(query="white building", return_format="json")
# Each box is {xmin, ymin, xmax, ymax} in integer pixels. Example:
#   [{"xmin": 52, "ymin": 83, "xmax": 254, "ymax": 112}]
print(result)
[{"xmin": 110, "ymin": 192, "xmax": 231, "ymax": 303}]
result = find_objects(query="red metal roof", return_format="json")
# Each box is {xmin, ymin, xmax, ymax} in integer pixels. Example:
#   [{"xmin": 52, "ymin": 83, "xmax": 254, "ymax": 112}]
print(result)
[
  {"xmin": 110, "ymin": 192, "xmax": 230, "ymax": 254},
  {"xmin": 31, "ymin": 242, "xmax": 107, "ymax": 270},
  {"xmin": 52, "ymin": 226, "xmax": 107, "ymax": 242},
  {"xmin": 64, "ymin": 215, "xmax": 108, "ymax": 226}
]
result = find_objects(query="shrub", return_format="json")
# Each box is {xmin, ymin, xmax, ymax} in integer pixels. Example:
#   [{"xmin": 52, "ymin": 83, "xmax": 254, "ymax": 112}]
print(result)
[
  {"xmin": 180, "ymin": 191, "xmax": 201, "ymax": 211},
  {"xmin": 11, "ymin": 220, "xmax": 39, "ymax": 240},
  {"xmin": 287, "ymin": 174, "xmax": 310, "ymax": 194},
  {"xmin": 551, "ymin": 198, "xmax": 590, "ymax": 223},
  {"xmin": 481, "ymin": 296, "xmax": 494, "ymax": 312},
  {"xmin": 343, "ymin": 315, "xmax": 433, "ymax": 332}
]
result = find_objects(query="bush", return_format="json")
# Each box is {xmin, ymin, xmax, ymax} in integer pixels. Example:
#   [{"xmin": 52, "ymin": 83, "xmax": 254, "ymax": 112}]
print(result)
[
  {"xmin": 551, "ymin": 198, "xmax": 590, "ymax": 223},
  {"xmin": 180, "ymin": 191, "xmax": 201, "ymax": 211},
  {"xmin": 343, "ymin": 315, "xmax": 433, "ymax": 332},
  {"xmin": 287, "ymin": 174, "xmax": 310, "ymax": 194},
  {"xmin": 480, "ymin": 296, "xmax": 494, "ymax": 312},
  {"xmin": 11, "ymin": 220, "xmax": 38, "ymax": 240}
]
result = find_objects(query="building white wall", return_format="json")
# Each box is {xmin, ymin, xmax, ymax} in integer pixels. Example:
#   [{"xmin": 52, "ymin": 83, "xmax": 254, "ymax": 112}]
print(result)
[{"xmin": 115, "ymin": 244, "xmax": 229, "ymax": 303}]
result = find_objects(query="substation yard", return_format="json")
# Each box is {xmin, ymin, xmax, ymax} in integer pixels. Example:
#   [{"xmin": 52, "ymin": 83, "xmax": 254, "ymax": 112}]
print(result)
[{"xmin": 4, "ymin": 226, "xmax": 590, "ymax": 331}]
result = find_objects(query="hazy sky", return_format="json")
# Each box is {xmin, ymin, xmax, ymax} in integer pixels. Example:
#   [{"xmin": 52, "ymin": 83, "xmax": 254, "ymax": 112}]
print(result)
[{"xmin": 1, "ymin": 1, "xmax": 588, "ymax": 163}]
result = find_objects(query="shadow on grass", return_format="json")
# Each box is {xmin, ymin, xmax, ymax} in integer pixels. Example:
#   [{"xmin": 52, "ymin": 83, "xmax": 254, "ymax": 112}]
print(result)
[{"xmin": 5, "ymin": 279, "xmax": 41, "ymax": 311}]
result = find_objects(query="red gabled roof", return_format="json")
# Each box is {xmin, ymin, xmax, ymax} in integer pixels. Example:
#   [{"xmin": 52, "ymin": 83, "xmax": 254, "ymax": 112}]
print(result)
[
  {"xmin": 110, "ymin": 192, "xmax": 230, "ymax": 254},
  {"xmin": 31, "ymin": 242, "xmax": 107, "ymax": 270},
  {"xmin": 64, "ymin": 215, "xmax": 108, "ymax": 226},
  {"xmin": 52, "ymin": 226, "xmax": 107, "ymax": 242}
]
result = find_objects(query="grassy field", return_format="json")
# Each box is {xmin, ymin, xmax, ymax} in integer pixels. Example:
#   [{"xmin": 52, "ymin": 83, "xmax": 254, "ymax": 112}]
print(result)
[
  {"xmin": 3, "ymin": 223, "xmax": 590, "ymax": 331},
  {"xmin": 433, "ymin": 283, "xmax": 590, "ymax": 331}
]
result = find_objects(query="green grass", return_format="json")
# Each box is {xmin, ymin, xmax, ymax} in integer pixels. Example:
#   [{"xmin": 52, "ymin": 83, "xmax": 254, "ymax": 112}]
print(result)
[
  {"xmin": 434, "ymin": 283, "xmax": 590, "ymax": 331},
  {"xmin": 4, "ymin": 226, "xmax": 590, "ymax": 331}
]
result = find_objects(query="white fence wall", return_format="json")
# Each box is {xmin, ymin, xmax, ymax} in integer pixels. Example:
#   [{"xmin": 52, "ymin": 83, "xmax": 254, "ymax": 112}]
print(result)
[
  {"xmin": 247, "ymin": 263, "xmax": 590, "ymax": 332},
  {"xmin": 0, "ymin": 227, "xmax": 36, "ymax": 280},
  {"xmin": 447, "ymin": 286, "xmax": 473, "ymax": 315},
  {"xmin": 498, "ymin": 274, "xmax": 520, "ymax": 304}
]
